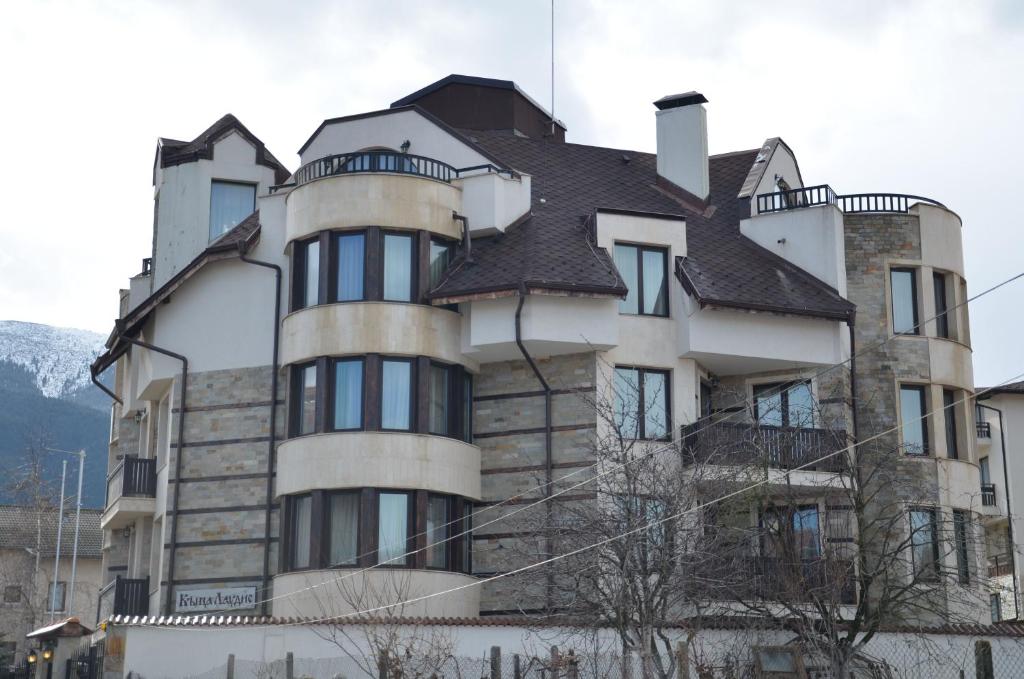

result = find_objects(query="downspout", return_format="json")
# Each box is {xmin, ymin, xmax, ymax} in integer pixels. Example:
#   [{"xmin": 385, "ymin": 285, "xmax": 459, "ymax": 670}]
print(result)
[
  {"xmin": 847, "ymin": 314, "xmax": 859, "ymax": 446},
  {"xmin": 237, "ymin": 245, "xmax": 282, "ymax": 616},
  {"xmin": 120, "ymin": 336, "xmax": 187, "ymax": 616},
  {"xmin": 90, "ymin": 366, "xmax": 122, "ymax": 405},
  {"xmin": 514, "ymin": 287, "xmax": 554, "ymax": 609},
  {"xmin": 981, "ymin": 402, "xmax": 1019, "ymax": 619},
  {"xmin": 453, "ymin": 212, "xmax": 473, "ymax": 263}
]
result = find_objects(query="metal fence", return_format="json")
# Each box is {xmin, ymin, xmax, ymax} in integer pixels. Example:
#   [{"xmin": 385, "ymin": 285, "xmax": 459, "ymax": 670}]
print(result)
[{"xmin": 169, "ymin": 637, "xmax": 1024, "ymax": 679}]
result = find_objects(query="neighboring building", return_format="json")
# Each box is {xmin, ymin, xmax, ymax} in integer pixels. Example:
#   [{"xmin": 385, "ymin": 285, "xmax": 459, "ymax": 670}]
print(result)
[
  {"xmin": 0, "ymin": 505, "xmax": 102, "ymax": 666},
  {"xmin": 975, "ymin": 381, "xmax": 1024, "ymax": 622},
  {"xmin": 89, "ymin": 74, "xmax": 997, "ymax": 632}
]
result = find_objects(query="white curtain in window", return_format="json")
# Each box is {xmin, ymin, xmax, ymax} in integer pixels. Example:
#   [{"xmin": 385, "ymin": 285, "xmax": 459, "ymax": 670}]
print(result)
[
  {"xmin": 337, "ymin": 234, "xmax": 365, "ymax": 301},
  {"xmin": 426, "ymin": 496, "xmax": 448, "ymax": 568},
  {"xmin": 209, "ymin": 181, "xmax": 255, "ymax": 241},
  {"xmin": 614, "ymin": 245, "xmax": 639, "ymax": 314},
  {"xmin": 333, "ymin": 360, "xmax": 362, "ymax": 429},
  {"xmin": 381, "ymin": 361, "xmax": 411, "ymax": 429},
  {"xmin": 642, "ymin": 249, "xmax": 667, "ymax": 315},
  {"xmin": 329, "ymin": 493, "xmax": 359, "ymax": 566},
  {"xmin": 378, "ymin": 493, "xmax": 408, "ymax": 564},
  {"xmin": 383, "ymin": 234, "xmax": 413, "ymax": 301},
  {"xmin": 304, "ymin": 240, "xmax": 320, "ymax": 307},
  {"xmin": 643, "ymin": 370, "xmax": 668, "ymax": 438},
  {"xmin": 292, "ymin": 496, "xmax": 312, "ymax": 569},
  {"xmin": 429, "ymin": 365, "xmax": 449, "ymax": 435}
]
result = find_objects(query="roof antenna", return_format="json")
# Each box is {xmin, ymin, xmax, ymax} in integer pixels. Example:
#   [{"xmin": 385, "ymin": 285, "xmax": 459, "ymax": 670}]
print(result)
[{"xmin": 550, "ymin": 0, "xmax": 556, "ymax": 137}]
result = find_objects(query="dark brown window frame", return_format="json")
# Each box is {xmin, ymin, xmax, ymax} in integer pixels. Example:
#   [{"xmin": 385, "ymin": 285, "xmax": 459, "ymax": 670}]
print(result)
[
  {"xmin": 953, "ymin": 508, "xmax": 970, "ymax": 585},
  {"xmin": 290, "ymin": 237, "xmax": 321, "ymax": 311},
  {"xmin": 900, "ymin": 384, "xmax": 930, "ymax": 456},
  {"xmin": 281, "ymin": 488, "xmax": 473, "ymax": 574},
  {"xmin": 752, "ymin": 380, "xmax": 815, "ymax": 428},
  {"xmin": 289, "ymin": 355, "xmax": 472, "ymax": 441},
  {"xmin": 891, "ymin": 267, "xmax": 920, "ymax": 336},
  {"xmin": 328, "ymin": 357, "xmax": 365, "ymax": 432},
  {"xmin": 943, "ymin": 388, "xmax": 959, "ymax": 460},
  {"xmin": 908, "ymin": 506, "xmax": 940, "ymax": 581},
  {"xmin": 289, "ymin": 228, "xmax": 458, "ymax": 312},
  {"xmin": 933, "ymin": 271, "xmax": 951, "ymax": 339},
  {"xmin": 615, "ymin": 243, "xmax": 670, "ymax": 318},
  {"xmin": 614, "ymin": 366, "xmax": 672, "ymax": 440}
]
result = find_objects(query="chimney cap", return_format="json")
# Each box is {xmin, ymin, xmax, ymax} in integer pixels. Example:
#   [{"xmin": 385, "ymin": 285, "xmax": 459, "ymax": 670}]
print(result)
[{"xmin": 653, "ymin": 91, "xmax": 708, "ymax": 110}]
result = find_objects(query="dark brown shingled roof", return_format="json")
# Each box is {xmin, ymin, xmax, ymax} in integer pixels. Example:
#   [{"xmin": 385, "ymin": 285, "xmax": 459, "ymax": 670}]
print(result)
[
  {"xmin": 429, "ymin": 132, "xmax": 854, "ymax": 321},
  {"xmin": 979, "ymin": 380, "xmax": 1024, "ymax": 397},
  {"xmin": 0, "ymin": 505, "xmax": 102, "ymax": 558},
  {"xmin": 159, "ymin": 114, "xmax": 291, "ymax": 184}
]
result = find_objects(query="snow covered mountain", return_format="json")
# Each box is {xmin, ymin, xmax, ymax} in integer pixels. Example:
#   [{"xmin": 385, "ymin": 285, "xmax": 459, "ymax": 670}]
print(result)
[{"xmin": 0, "ymin": 320, "xmax": 106, "ymax": 400}]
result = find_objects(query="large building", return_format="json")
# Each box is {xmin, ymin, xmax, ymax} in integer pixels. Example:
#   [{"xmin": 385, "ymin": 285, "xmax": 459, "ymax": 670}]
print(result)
[{"xmin": 90, "ymin": 75, "xmax": 1002, "ymax": 630}]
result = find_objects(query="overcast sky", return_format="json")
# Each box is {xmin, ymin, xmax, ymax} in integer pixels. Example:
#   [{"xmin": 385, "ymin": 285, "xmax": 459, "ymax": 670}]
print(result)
[{"xmin": 1, "ymin": 0, "xmax": 1021, "ymax": 386}]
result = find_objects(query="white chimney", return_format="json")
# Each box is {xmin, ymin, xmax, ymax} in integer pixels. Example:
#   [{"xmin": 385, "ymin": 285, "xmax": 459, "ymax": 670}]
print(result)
[{"xmin": 654, "ymin": 92, "xmax": 709, "ymax": 201}]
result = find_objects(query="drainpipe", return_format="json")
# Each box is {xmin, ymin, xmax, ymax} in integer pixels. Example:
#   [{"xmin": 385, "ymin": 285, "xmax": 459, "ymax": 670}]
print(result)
[
  {"xmin": 90, "ymin": 366, "xmax": 123, "ymax": 405},
  {"xmin": 452, "ymin": 212, "xmax": 473, "ymax": 263},
  {"xmin": 514, "ymin": 287, "xmax": 554, "ymax": 609},
  {"xmin": 847, "ymin": 314, "xmax": 859, "ymax": 446},
  {"xmin": 120, "ymin": 336, "xmax": 187, "ymax": 616},
  {"xmin": 981, "ymin": 402, "xmax": 1019, "ymax": 619},
  {"xmin": 237, "ymin": 245, "xmax": 282, "ymax": 617}
]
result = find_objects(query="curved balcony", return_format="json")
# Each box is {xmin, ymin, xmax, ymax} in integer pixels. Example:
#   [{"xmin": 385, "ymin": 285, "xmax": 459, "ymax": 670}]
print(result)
[
  {"xmin": 272, "ymin": 569, "xmax": 479, "ymax": 618},
  {"xmin": 756, "ymin": 184, "xmax": 951, "ymax": 217},
  {"xmin": 280, "ymin": 302, "xmax": 471, "ymax": 369},
  {"xmin": 286, "ymin": 152, "xmax": 463, "ymax": 245},
  {"xmin": 277, "ymin": 431, "xmax": 481, "ymax": 500}
]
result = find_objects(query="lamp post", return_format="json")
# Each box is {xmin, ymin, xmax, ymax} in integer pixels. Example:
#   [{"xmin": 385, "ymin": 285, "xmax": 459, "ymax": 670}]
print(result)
[{"xmin": 50, "ymin": 461, "xmax": 66, "ymax": 623}]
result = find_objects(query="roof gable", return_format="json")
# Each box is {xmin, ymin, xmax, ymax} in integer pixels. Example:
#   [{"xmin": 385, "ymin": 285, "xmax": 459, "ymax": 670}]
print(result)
[{"xmin": 157, "ymin": 114, "xmax": 291, "ymax": 184}]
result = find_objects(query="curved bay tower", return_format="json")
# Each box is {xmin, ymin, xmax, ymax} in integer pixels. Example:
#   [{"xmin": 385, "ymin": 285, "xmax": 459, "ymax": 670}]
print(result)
[{"xmin": 93, "ymin": 75, "xmax": 999, "ymax": 627}]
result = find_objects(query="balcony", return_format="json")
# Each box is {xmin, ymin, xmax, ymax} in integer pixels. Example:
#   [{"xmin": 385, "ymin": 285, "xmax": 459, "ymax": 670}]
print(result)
[
  {"xmin": 989, "ymin": 554, "xmax": 1014, "ymax": 579},
  {"xmin": 982, "ymin": 483, "xmax": 997, "ymax": 507},
  {"xmin": 96, "ymin": 576, "xmax": 149, "ymax": 624},
  {"xmin": 295, "ymin": 150, "xmax": 457, "ymax": 186},
  {"xmin": 977, "ymin": 421, "xmax": 992, "ymax": 439},
  {"xmin": 756, "ymin": 184, "xmax": 947, "ymax": 216},
  {"xmin": 681, "ymin": 421, "xmax": 847, "ymax": 474},
  {"xmin": 698, "ymin": 556, "xmax": 856, "ymax": 605},
  {"xmin": 100, "ymin": 457, "xmax": 157, "ymax": 531}
]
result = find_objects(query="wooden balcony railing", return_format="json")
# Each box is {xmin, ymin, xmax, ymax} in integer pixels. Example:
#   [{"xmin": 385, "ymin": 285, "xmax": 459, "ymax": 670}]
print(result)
[
  {"xmin": 105, "ymin": 457, "xmax": 157, "ymax": 507},
  {"xmin": 96, "ymin": 576, "xmax": 149, "ymax": 624},
  {"xmin": 680, "ymin": 421, "xmax": 848, "ymax": 473},
  {"xmin": 696, "ymin": 555, "xmax": 856, "ymax": 605}
]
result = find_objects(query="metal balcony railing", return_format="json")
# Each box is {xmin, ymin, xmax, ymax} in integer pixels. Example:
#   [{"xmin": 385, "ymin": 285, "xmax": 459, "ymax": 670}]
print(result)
[
  {"xmin": 756, "ymin": 184, "xmax": 947, "ymax": 215},
  {"xmin": 105, "ymin": 457, "xmax": 157, "ymax": 507},
  {"xmin": 977, "ymin": 421, "xmax": 992, "ymax": 438},
  {"xmin": 680, "ymin": 421, "xmax": 848, "ymax": 473},
  {"xmin": 96, "ymin": 576, "xmax": 149, "ymax": 624},
  {"xmin": 295, "ymin": 150, "xmax": 457, "ymax": 186},
  {"xmin": 981, "ymin": 483, "xmax": 997, "ymax": 507},
  {"xmin": 696, "ymin": 555, "xmax": 856, "ymax": 604}
]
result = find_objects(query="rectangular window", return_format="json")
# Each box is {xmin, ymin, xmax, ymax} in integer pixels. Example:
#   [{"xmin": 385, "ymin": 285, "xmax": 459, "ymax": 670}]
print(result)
[
  {"xmin": 463, "ymin": 373, "xmax": 473, "ymax": 443},
  {"xmin": 335, "ymin": 233, "xmax": 366, "ymax": 302},
  {"xmin": 429, "ymin": 238, "xmax": 454, "ymax": 288},
  {"xmin": 3, "ymin": 585, "xmax": 21, "ymax": 603},
  {"xmin": 209, "ymin": 180, "xmax": 256, "ymax": 242},
  {"xmin": 990, "ymin": 593, "xmax": 1002, "ymax": 623},
  {"xmin": 900, "ymin": 385, "xmax": 928, "ymax": 455},
  {"xmin": 292, "ymin": 363, "xmax": 318, "ymax": 436},
  {"xmin": 909, "ymin": 508, "xmax": 939, "ymax": 580},
  {"xmin": 980, "ymin": 457, "xmax": 991, "ymax": 485},
  {"xmin": 891, "ymin": 268, "xmax": 919, "ymax": 335},
  {"xmin": 953, "ymin": 509, "xmax": 970, "ymax": 585},
  {"xmin": 762, "ymin": 506, "xmax": 821, "ymax": 561},
  {"xmin": 378, "ymin": 492, "xmax": 410, "ymax": 565},
  {"xmin": 457, "ymin": 502, "xmax": 472, "ymax": 573},
  {"xmin": 614, "ymin": 367, "xmax": 670, "ymax": 439},
  {"xmin": 753, "ymin": 381, "xmax": 815, "ymax": 428},
  {"xmin": 934, "ymin": 272, "xmax": 950, "ymax": 338},
  {"xmin": 700, "ymin": 381, "xmax": 712, "ymax": 419},
  {"xmin": 328, "ymin": 492, "xmax": 359, "ymax": 567},
  {"xmin": 332, "ymin": 359, "xmax": 363, "ymax": 431},
  {"xmin": 292, "ymin": 238, "xmax": 320, "ymax": 310},
  {"xmin": 429, "ymin": 363, "xmax": 450, "ymax": 435},
  {"xmin": 46, "ymin": 581, "xmax": 67, "ymax": 612},
  {"xmin": 381, "ymin": 359, "xmax": 413, "ymax": 430},
  {"xmin": 943, "ymin": 389, "xmax": 959, "ymax": 459},
  {"xmin": 614, "ymin": 244, "xmax": 668, "ymax": 317},
  {"xmin": 290, "ymin": 495, "xmax": 312, "ymax": 569},
  {"xmin": 426, "ymin": 495, "xmax": 450, "ymax": 569},
  {"xmin": 383, "ymin": 233, "xmax": 414, "ymax": 302}
]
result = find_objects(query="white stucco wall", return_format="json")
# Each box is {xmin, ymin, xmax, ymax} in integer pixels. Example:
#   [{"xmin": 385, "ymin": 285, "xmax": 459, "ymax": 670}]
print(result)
[
  {"xmin": 654, "ymin": 104, "xmax": 709, "ymax": 199},
  {"xmin": 299, "ymin": 109, "xmax": 493, "ymax": 169},
  {"xmin": 740, "ymin": 204, "xmax": 847, "ymax": 296},
  {"xmin": 153, "ymin": 131, "xmax": 279, "ymax": 289},
  {"xmin": 456, "ymin": 170, "xmax": 532, "ymax": 235},
  {"xmin": 749, "ymin": 140, "xmax": 804, "ymax": 213}
]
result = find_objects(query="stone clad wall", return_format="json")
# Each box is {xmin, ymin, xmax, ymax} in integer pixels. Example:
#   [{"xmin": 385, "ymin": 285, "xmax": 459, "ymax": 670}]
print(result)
[{"xmin": 470, "ymin": 351, "xmax": 598, "ymax": 614}]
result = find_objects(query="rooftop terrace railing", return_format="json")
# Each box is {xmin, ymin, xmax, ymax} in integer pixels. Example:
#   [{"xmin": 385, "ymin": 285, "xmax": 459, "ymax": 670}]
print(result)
[
  {"xmin": 295, "ymin": 150, "xmax": 457, "ymax": 185},
  {"xmin": 756, "ymin": 184, "xmax": 947, "ymax": 215}
]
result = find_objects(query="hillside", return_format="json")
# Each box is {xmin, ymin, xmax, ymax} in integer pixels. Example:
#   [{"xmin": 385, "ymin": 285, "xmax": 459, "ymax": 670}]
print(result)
[{"xmin": 0, "ymin": 321, "xmax": 111, "ymax": 507}]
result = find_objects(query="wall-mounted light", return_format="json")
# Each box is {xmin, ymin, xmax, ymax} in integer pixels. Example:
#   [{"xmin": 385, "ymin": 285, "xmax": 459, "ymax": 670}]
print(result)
[
  {"xmin": 27, "ymin": 650, "xmax": 37, "ymax": 664},
  {"xmin": 133, "ymin": 409, "xmax": 145, "ymax": 423},
  {"xmin": 42, "ymin": 648, "xmax": 54, "ymax": 662},
  {"xmin": 400, "ymin": 139, "xmax": 411, "ymax": 153}
]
